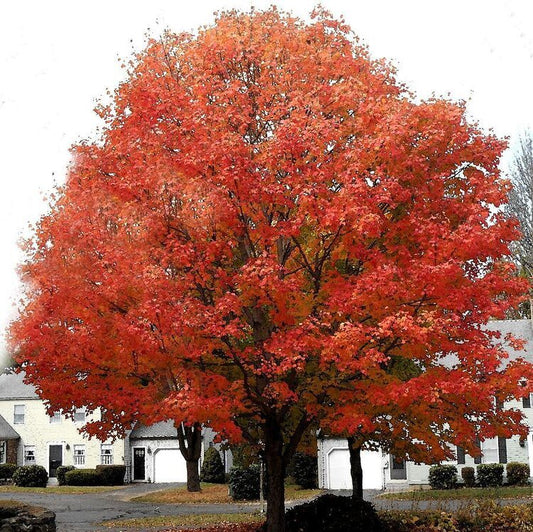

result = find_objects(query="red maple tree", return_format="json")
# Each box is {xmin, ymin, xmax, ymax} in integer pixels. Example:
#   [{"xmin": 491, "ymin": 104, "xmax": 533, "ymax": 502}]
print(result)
[{"xmin": 9, "ymin": 8, "xmax": 533, "ymax": 530}]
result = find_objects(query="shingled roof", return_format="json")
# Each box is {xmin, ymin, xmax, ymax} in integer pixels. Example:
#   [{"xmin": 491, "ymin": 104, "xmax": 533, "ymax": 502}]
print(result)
[
  {"xmin": 129, "ymin": 420, "xmax": 178, "ymax": 439},
  {"xmin": 0, "ymin": 371, "xmax": 38, "ymax": 400},
  {"xmin": 0, "ymin": 413, "xmax": 19, "ymax": 440}
]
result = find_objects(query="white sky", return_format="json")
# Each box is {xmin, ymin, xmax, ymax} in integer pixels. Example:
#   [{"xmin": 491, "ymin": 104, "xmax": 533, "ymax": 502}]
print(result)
[{"xmin": 1, "ymin": 0, "xmax": 533, "ymax": 365}]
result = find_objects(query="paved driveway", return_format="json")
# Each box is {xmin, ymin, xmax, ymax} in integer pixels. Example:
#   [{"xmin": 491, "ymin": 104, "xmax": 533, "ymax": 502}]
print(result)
[{"xmin": 0, "ymin": 483, "xmax": 260, "ymax": 531}]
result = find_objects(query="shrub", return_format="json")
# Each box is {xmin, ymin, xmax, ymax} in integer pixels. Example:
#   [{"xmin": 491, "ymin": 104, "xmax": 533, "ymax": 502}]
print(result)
[
  {"xmin": 200, "ymin": 447, "xmax": 226, "ymax": 484},
  {"xmin": 284, "ymin": 494, "xmax": 383, "ymax": 532},
  {"xmin": 506, "ymin": 462, "xmax": 530, "ymax": 486},
  {"xmin": 56, "ymin": 465, "xmax": 75, "ymax": 486},
  {"xmin": 477, "ymin": 463, "xmax": 504, "ymax": 487},
  {"xmin": 460, "ymin": 466, "xmax": 475, "ymax": 487},
  {"xmin": 12, "ymin": 465, "xmax": 48, "ymax": 487},
  {"xmin": 288, "ymin": 452, "xmax": 318, "ymax": 489},
  {"xmin": 428, "ymin": 465, "xmax": 457, "ymax": 490},
  {"xmin": 64, "ymin": 468, "xmax": 102, "ymax": 486},
  {"xmin": 0, "ymin": 463, "xmax": 18, "ymax": 480},
  {"xmin": 95, "ymin": 464, "xmax": 126, "ymax": 485},
  {"xmin": 229, "ymin": 465, "xmax": 260, "ymax": 500}
]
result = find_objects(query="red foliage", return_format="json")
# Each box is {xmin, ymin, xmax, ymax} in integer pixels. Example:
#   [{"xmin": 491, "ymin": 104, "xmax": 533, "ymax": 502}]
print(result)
[{"xmin": 8, "ymin": 7, "xmax": 533, "ymax": 531}]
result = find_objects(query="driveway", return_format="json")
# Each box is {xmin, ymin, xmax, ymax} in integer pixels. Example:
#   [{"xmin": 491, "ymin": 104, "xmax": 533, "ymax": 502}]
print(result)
[{"xmin": 0, "ymin": 483, "xmax": 261, "ymax": 531}]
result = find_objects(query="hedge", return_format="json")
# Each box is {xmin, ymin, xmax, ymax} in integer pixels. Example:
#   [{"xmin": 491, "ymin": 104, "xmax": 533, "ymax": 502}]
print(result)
[
  {"xmin": 229, "ymin": 465, "xmax": 260, "ymax": 500},
  {"xmin": 428, "ymin": 465, "xmax": 457, "ymax": 490},
  {"xmin": 64, "ymin": 468, "xmax": 102, "ymax": 486},
  {"xmin": 56, "ymin": 465, "xmax": 75, "ymax": 486},
  {"xmin": 506, "ymin": 462, "xmax": 530, "ymax": 486},
  {"xmin": 96, "ymin": 464, "xmax": 126, "ymax": 485},
  {"xmin": 12, "ymin": 465, "xmax": 48, "ymax": 487},
  {"xmin": 288, "ymin": 452, "xmax": 318, "ymax": 489},
  {"xmin": 0, "ymin": 463, "xmax": 18, "ymax": 480},
  {"xmin": 476, "ymin": 463, "xmax": 504, "ymax": 487}
]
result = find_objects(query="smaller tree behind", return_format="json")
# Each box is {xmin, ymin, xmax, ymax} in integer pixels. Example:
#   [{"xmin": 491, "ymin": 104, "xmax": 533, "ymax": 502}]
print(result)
[{"xmin": 200, "ymin": 447, "xmax": 226, "ymax": 484}]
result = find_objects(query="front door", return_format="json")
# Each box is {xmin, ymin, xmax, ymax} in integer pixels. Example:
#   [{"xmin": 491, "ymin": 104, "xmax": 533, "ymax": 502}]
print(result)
[
  {"xmin": 49, "ymin": 445, "xmax": 62, "ymax": 478},
  {"xmin": 133, "ymin": 448, "xmax": 146, "ymax": 481}
]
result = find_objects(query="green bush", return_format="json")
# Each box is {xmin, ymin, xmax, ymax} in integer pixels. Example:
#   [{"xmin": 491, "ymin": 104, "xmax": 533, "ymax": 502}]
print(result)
[
  {"xmin": 428, "ymin": 465, "xmax": 457, "ymax": 490},
  {"xmin": 288, "ymin": 452, "xmax": 318, "ymax": 489},
  {"xmin": 56, "ymin": 465, "xmax": 75, "ymax": 486},
  {"xmin": 95, "ymin": 464, "xmax": 126, "ymax": 485},
  {"xmin": 506, "ymin": 462, "xmax": 530, "ymax": 486},
  {"xmin": 0, "ymin": 463, "xmax": 18, "ymax": 480},
  {"xmin": 477, "ymin": 463, "xmax": 504, "ymax": 487},
  {"xmin": 65, "ymin": 468, "xmax": 102, "ymax": 486},
  {"xmin": 200, "ymin": 447, "xmax": 225, "ymax": 484},
  {"xmin": 461, "ymin": 466, "xmax": 475, "ymax": 487},
  {"xmin": 229, "ymin": 465, "xmax": 260, "ymax": 500},
  {"xmin": 12, "ymin": 465, "xmax": 48, "ymax": 487},
  {"xmin": 284, "ymin": 494, "xmax": 383, "ymax": 532}
]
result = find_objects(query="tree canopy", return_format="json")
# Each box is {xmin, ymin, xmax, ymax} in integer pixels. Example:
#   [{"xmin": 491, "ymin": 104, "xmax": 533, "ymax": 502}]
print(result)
[{"xmin": 9, "ymin": 8, "xmax": 533, "ymax": 531}]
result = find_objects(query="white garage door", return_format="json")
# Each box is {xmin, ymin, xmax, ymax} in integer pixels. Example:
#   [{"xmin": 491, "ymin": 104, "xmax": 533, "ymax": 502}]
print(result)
[
  {"xmin": 154, "ymin": 449, "xmax": 188, "ymax": 483},
  {"xmin": 327, "ymin": 449, "xmax": 383, "ymax": 490}
]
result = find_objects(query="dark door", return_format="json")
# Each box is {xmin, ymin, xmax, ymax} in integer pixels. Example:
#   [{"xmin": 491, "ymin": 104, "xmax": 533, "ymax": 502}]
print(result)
[
  {"xmin": 49, "ymin": 445, "xmax": 62, "ymax": 478},
  {"xmin": 133, "ymin": 448, "xmax": 146, "ymax": 480}
]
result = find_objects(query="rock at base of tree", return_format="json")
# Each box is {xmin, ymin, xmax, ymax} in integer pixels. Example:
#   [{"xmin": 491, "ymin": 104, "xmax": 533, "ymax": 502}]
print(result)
[{"xmin": 0, "ymin": 501, "xmax": 55, "ymax": 531}]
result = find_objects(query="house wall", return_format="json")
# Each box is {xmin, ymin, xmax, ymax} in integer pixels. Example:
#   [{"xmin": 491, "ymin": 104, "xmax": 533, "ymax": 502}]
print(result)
[{"xmin": 0, "ymin": 399, "xmax": 124, "ymax": 475}]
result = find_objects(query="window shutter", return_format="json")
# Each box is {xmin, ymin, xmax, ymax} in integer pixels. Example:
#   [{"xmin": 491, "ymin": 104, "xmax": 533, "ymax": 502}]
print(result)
[
  {"xmin": 474, "ymin": 439, "xmax": 482, "ymax": 464},
  {"xmin": 498, "ymin": 437, "xmax": 507, "ymax": 464},
  {"xmin": 523, "ymin": 394, "xmax": 531, "ymax": 408},
  {"xmin": 456, "ymin": 446, "xmax": 465, "ymax": 465}
]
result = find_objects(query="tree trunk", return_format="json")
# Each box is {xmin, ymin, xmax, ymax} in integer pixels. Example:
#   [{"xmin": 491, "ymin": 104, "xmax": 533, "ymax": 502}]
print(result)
[
  {"xmin": 186, "ymin": 459, "xmax": 201, "ymax": 492},
  {"xmin": 348, "ymin": 436, "xmax": 363, "ymax": 502},
  {"xmin": 264, "ymin": 419, "xmax": 286, "ymax": 532},
  {"xmin": 176, "ymin": 421, "xmax": 203, "ymax": 492}
]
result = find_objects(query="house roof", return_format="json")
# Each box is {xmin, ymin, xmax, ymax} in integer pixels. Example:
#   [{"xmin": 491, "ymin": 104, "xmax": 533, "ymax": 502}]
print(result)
[
  {"xmin": 485, "ymin": 319, "xmax": 533, "ymax": 365},
  {"xmin": 0, "ymin": 371, "xmax": 39, "ymax": 400},
  {"xmin": 0, "ymin": 414, "xmax": 19, "ymax": 440},
  {"xmin": 129, "ymin": 420, "xmax": 178, "ymax": 439}
]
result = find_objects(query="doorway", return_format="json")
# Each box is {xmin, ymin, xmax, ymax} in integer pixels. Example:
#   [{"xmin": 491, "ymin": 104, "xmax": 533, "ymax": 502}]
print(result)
[
  {"xmin": 49, "ymin": 445, "xmax": 63, "ymax": 478},
  {"xmin": 133, "ymin": 447, "xmax": 146, "ymax": 481}
]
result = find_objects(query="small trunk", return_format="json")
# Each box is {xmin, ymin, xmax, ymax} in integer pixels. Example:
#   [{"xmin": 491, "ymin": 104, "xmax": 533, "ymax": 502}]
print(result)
[
  {"xmin": 176, "ymin": 421, "xmax": 203, "ymax": 492},
  {"xmin": 264, "ymin": 420, "xmax": 286, "ymax": 532},
  {"xmin": 186, "ymin": 459, "xmax": 201, "ymax": 492},
  {"xmin": 348, "ymin": 436, "xmax": 363, "ymax": 502}
]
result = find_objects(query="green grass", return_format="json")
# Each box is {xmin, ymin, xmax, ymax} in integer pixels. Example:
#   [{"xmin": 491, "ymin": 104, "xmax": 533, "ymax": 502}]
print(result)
[
  {"xmin": 131, "ymin": 482, "xmax": 321, "ymax": 504},
  {"xmin": 101, "ymin": 512, "xmax": 264, "ymax": 529},
  {"xmin": 0, "ymin": 485, "xmax": 123, "ymax": 494},
  {"xmin": 379, "ymin": 485, "xmax": 533, "ymax": 500}
]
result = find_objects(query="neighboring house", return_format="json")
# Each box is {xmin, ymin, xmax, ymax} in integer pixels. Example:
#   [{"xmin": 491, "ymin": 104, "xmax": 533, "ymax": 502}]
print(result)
[
  {"xmin": 0, "ymin": 371, "xmax": 213, "ymax": 482},
  {"xmin": 0, "ymin": 371, "xmax": 125, "ymax": 479},
  {"xmin": 319, "ymin": 319, "xmax": 533, "ymax": 491}
]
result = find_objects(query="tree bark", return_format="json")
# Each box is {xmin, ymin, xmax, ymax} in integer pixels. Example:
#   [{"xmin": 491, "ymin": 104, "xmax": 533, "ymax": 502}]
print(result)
[
  {"xmin": 176, "ymin": 421, "xmax": 202, "ymax": 492},
  {"xmin": 348, "ymin": 436, "xmax": 363, "ymax": 502},
  {"xmin": 264, "ymin": 418, "xmax": 286, "ymax": 532},
  {"xmin": 186, "ymin": 459, "xmax": 201, "ymax": 492}
]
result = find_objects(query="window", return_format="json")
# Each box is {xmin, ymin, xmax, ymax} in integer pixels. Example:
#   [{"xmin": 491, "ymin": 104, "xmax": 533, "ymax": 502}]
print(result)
[
  {"xmin": 73, "ymin": 445, "xmax": 85, "ymax": 466},
  {"xmin": 13, "ymin": 405, "xmax": 25, "ymax": 424},
  {"xmin": 101, "ymin": 444, "xmax": 113, "ymax": 465},
  {"xmin": 24, "ymin": 446, "xmax": 35, "ymax": 465},
  {"xmin": 0, "ymin": 441, "xmax": 5, "ymax": 464},
  {"xmin": 73, "ymin": 408, "xmax": 86, "ymax": 423},
  {"xmin": 49, "ymin": 411, "xmax": 61, "ymax": 423},
  {"xmin": 390, "ymin": 455, "xmax": 407, "ymax": 480}
]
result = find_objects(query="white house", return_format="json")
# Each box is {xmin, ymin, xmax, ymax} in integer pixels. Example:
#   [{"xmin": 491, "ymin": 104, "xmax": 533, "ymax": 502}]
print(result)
[
  {"xmin": 0, "ymin": 371, "xmax": 213, "ymax": 483},
  {"xmin": 319, "ymin": 319, "xmax": 533, "ymax": 491}
]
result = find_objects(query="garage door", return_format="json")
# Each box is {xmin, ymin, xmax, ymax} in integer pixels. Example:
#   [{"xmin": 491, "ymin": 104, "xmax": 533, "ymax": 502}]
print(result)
[
  {"xmin": 153, "ymin": 449, "xmax": 188, "ymax": 483},
  {"xmin": 327, "ymin": 449, "xmax": 383, "ymax": 490}
]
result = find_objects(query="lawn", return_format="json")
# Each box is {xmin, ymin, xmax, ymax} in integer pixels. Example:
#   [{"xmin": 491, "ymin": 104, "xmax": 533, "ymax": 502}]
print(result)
[
  {"xmin": 131, "ymin": 483, "xmax": 321, "ymax": 504},
  {"xmin": 0, "ymin": 485, "xmax": 123, "ymax": 495},
  {"xmin": 379, "ymin": 485, "xmax": 533, "ymax": 500},
  {"xmin": 102, "ymin": 512, "xmax": 264, "ymax": 529}
]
